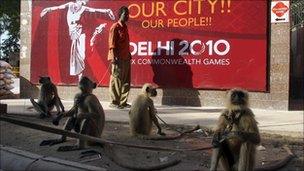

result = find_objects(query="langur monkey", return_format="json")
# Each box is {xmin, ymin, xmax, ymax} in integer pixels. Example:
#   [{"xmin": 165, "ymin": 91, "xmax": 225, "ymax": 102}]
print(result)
[
  {"xmin": 30, "ymin": 76, "xmax": 65, "ymax": 118},
  {"xmin": 210, "ymin": 88, "xmax": 260, "ymax": 171},
  {"xmin": 40, "ymin": 76, "xmax": 105, "ymax": 151},
  {"xmin": 129, "ymin": 83, "xmax": 165, "ymax": 137}
]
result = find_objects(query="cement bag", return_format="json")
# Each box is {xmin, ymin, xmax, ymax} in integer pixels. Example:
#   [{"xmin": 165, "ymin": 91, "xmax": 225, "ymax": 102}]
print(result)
[
  {"xmin": 0, "ymin": 60, "xmax": 12, "ymax": 69},
  {"xmin": 4, "ymin": 73, "xmax": 14, "ymax": 79},
  {"xmin": 6, "ymin": 68, "xmax": 13, "ymax": 73},
  {"xmin": 0, "ymin": 89, "xmax": 8, "ymax": 95},
  {"xmin": 3, "ymin": 78, "xmax": 14, "ymax": 84},
  {"xmin": 0, "ymin": 60, "xmax": 15, "ymax": 97},
  {"xmin": 4, "ymin": 84, "xmax": 14, "ymax": 90},
  {"xmin": 0, "ymin": 69, "xmax": 5, "ymax": 74}
]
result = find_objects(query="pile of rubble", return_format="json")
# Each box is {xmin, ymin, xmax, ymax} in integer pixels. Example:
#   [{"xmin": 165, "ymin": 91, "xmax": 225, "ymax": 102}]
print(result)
[{"xmin": 0, "ymin": 60, "xmax": 15, "ymax": 97}]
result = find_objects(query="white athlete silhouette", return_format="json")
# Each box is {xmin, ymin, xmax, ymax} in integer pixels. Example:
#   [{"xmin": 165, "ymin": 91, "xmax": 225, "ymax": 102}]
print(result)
[{"xmin": 40, "ymin": 0, "xmax": 115, "ymax": 81}]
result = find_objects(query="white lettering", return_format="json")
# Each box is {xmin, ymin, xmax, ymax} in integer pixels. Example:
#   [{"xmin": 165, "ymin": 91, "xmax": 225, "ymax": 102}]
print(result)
[{"xmin": 138, "ymin": 42, "xmax": 148, "ymax": 56}]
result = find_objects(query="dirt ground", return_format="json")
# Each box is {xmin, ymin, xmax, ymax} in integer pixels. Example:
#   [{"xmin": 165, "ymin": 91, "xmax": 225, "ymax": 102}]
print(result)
[{"xmin": 0, "ymin": 115, "xmax": 303, "ymax": 171}]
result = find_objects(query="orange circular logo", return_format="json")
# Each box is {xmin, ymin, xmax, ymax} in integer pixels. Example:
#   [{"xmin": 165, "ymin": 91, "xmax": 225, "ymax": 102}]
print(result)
[{"xmin": 272, "ymin": 2, "xmax": 289, "ymax": 17}]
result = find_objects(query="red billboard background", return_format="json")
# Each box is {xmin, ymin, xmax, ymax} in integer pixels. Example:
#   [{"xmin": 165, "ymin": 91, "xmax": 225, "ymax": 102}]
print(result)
[{"xmin": 31, "ymin": 0, "xmax": 268, "ymax": 91}]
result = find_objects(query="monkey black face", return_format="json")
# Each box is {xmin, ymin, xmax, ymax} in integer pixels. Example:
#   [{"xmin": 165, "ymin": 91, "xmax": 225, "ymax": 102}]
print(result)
[
  {"xmin": 146, "ymin": 87, "xmax": 157, "ymax": 97},
  {"xmin": 230, "ymin": 89, "xmax": 248, "ymax": 106},
  {"xmin": 79, "ymin": 76, "xmax": 96, "ymax": 91},
  {"xmin": 92, "ymin": 82, "xmax": 97, "ymax": 89},
  {"xmin": 150, "ymin": 88, "xmax": 157, "ymax": 97},
  {"xmin": 39, "ymin": 76, "xmax": 51, "ymax": 84}
]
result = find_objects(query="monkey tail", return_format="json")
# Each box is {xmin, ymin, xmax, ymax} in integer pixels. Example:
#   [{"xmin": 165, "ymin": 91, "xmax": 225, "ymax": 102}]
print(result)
[
  {"xmin": 104, "ymin": 144, "xmax": 181, "ymax": 170},
  {"xmin": 254, "ymin": 145, "xmax": 295, "ymax": 171}
]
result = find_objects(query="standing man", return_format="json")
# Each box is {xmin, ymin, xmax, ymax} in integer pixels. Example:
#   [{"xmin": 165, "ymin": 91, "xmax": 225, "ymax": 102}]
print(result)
[{"xmin": 108, "ymin": 6, "xmax": 131, "ymax": 109}]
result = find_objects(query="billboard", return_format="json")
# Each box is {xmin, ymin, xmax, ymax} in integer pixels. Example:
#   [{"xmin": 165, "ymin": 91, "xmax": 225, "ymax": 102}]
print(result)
[{"xmin": 31, "ymin": 0, "xmax": 268, "ymax": 91}]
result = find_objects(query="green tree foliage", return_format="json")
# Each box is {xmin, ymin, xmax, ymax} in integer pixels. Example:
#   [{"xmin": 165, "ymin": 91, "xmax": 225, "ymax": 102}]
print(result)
[
  {"xmin": 291, "ymin": 0, "xmax": 304, "ymax": 27},
  {"xmin": 0, "ymin": 0, "xmax": 20, "ymax": 60}
]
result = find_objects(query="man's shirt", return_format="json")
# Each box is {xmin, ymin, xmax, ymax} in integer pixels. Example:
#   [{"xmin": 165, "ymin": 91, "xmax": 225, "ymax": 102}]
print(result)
[{"xmin": 108, "ymin": 21, "xmax": 130, "ymax": 60}]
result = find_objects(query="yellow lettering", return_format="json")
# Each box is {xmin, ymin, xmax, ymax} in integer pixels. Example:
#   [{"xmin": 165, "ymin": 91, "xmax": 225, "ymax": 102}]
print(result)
[
  {"xmin": 188, "ymin": 0, "xmax": 192, "ymax": 15},
  {"xmin": 193, "ymin": 0, "xmax": 204, "ymax": 15},
  {"xmin": 156, "ymin": 2, "xmax": 167, "ymax": 16},
  {"xmin": 158, "ymin": 19, "xmax": 164, "ymax": 27},
  {"xmin": 174, "ymin": 0, "xmax": 187, "ymax": 16},
  {"xmin": 142, "ymin": 2, "xmax": 154, "ymax": 17},
  {"xmin": 179, "ymin": 18, "xmax": 187, "ymax": 27},
  {"xmin": 188, "ymin": 17, "xmax": 194, "ymax": 26},
  {"xmin": 128, "ymin": 4, "xmax": 141, "ymax": 18},
  {"xmin": 207, "ymin": 0, "xmax": 218, "ymax": 14},
  {"xmin": 142, "ymin": 20, "xmax": 150, "ymax": 28},
  {"xmin": 141, "ymin": 19, "xmax": 164, "ymax": 29},
  {"xmin": 167, "ymin": 19, "xmax": 173, "ymax": 27}
]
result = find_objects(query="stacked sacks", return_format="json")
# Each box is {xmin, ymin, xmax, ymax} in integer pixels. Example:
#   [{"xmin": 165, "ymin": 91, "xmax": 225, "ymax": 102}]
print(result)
[{"xmin": 0, "ymin": 60, "xmax": 15, "ymax": 97}]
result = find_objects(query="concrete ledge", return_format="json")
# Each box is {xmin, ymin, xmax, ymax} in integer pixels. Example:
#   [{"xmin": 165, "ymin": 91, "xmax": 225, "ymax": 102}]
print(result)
[
  {"xmin": 1, "ymin": 99, "xmax": 303, "ymax": 137},
  {"xmin": 0, "ymin": 104, "xmax": 7, "ymax": 114}
]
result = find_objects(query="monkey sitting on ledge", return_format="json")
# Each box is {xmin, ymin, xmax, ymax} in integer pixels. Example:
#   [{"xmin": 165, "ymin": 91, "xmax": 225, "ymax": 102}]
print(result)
[
  {"xmin": 210, "ymin": 88, "xmax": 260, "ymax": 171},
  {"xmin": 129, "ymin": 83, "xmax": 166, "ymax": 138},
  {"xmin": 30, "ymin": 76, "xmax": 65, "ymax": 118},
  {"xmin": 40, "ymin": 76, "xmax": 105, "ymax": 151}
]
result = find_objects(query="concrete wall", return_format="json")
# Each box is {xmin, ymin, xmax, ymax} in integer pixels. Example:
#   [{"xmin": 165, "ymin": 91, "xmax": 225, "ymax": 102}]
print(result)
[{"xmin": 20, "ymin": 1, "xmax": 291, "ymax": 110}]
